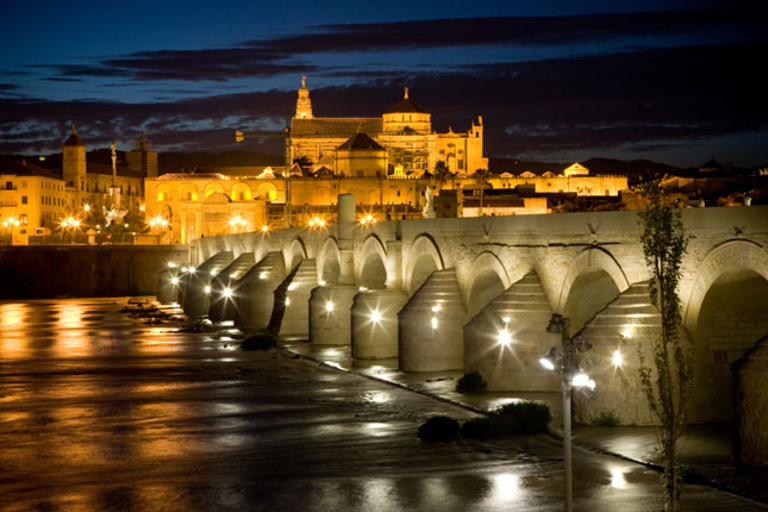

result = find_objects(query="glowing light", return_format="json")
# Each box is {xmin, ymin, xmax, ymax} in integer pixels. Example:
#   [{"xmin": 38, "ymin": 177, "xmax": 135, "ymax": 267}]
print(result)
[
  {"xmin": 431, "ymin": 304, "xmax": 441, "ymax": 313},
  {"xmin": 261, "ymin": 225, "xmax": 269, "ymax": 232},
  {"xmin": 204, "ymin": 285, "xmax": 211, "ymax": 294},
  {"xmin": 358, "ymin": 286, "xmax": 368, "ymax": 292},
  {"xmin": 229, "ymin": 273, "xmax": 237, "ymax": 278},
  {"xmin": 318, "ymin": 280, "xmax": 326, "ymax": 286},
  {"xmin": 370, "ymin": 310, "xmax": 382, "ymax": 323},
  {"xmin": 613, "ymin": 349, "xmax": 623, "ymax": 367},
  {"xmin": 431, "ymin": 316, "xmax": 438, "ymax": 330},
  {"xmin": 287, "ymin": 283, "xmax": 297, "ymax": 291},
  {"xmin": 188, "ymin": 267, "xmax": 196, "ymax": 275},
  {"xmin": 539, "ymin": 351, "xmax": 556, "ymax": 370},
  {"xmin": 167, "ymin": 262, "xmax": 176, "ymax": 268},
  {"xmin": 259, "ymin": 271, "xmax": 268, "ymax": 280},
  {"xmin": 572, "ymin": 371, "xmax": 590, "ymax": 387},
  {"xmin": 223, "ymin": 287, "xmax": 233, "ymax": 298},
  {"xmin": 498, "ymin": 328, "xmax": 512, "ymax": 347},
  {"xmin": 285, "ymin": 297, "xmax": 291, "ymax": 306},
  {"xmin": 181, "ymin": 266, "xmax": 189, "ymax": 273},
  {"xmin": 209, "ymin": 269, "xmax": 217, "ymax": 276},
  {"xmin": 83, "ymin": 204, "xmax": 90, "ymax": 212},
  {"xmin": 502, "ymin": 316, "xmax": 510, "ymax": 324},
  {"xmin": 325, "ymin": 301, "xmax": 334, "ymax": 312},
  {"xmin": 171, "ymin": 277, "xmax": 180, "ymax": 285}
]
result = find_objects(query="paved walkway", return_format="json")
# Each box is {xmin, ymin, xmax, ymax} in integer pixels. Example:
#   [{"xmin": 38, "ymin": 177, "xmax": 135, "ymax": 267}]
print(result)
[{"xmin": 281, "ymin": 339, "xmax": 768, "ymax": 506}]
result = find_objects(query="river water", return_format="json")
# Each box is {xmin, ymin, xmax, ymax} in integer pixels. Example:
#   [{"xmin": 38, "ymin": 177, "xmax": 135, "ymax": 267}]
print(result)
[{"xmin": 0, "ymin": 298, "xmax": 764, "ymax": 511}]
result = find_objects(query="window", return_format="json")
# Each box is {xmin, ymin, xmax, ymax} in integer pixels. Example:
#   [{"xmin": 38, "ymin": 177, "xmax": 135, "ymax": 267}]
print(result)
[
  {"xmin": 19, "ymin": 214, "xmax": 27, "ymax": 226},
  {"xmin": 396, "ymin": 190, "xmax": 401, "ymax": 197},
  {"xmin": 5, "ymin": 181, "xmax": 11, "ymax": 189},
  {"xmin": 21, "ymin": 196, "xmax": 27, "ymax": 205}
]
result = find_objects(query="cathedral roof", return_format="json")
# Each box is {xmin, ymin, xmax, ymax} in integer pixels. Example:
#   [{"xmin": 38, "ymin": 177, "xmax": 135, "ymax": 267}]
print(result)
[
  {"xmin": 338, "ymin": 132, "xmax": 385, "ymax": 151},
  {"xmin": 292, "ymin": 118, "xmax": 382, "ymax": 137},
  {"xmin": 386, "ymin": 87, "xmax": 429, "ymax": 114},
  {"xmin": 63, "ymin": 123, "xmax": 85, "ymax": 147}
]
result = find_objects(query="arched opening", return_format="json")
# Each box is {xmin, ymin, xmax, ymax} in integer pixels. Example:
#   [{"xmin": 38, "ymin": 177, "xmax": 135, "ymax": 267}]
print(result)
[
  {"xmin": 179, "ymin": 183, "xmax": 199, "ymax": 201},
  {"xmin": 317, "ymin": 237, "xmax": 340, "ymax": 285},
  {"xmin": 409, "ymin": 254, "xmax": 439, "ymax": 295},
  {"xmin": 359, "ymin": 255, "xmax": 387, "ymax": 289},
  {"xmin": 205, "ymin": 183, "xmax": 225, "ymax": 198},
  {"xmin": 156, "ymin": 185, "xmax": 171, "ymax": 202},
  {"xmin": 692, "ymin": 269, "xmax": 768, "ymax": 424},
  {"xmin": 467, "ymin": 268, "xmax": 506, "ymax": 317},
  {"xmin": 232, "ymin": 183, "xmax": 252, "ymax": 201},
  {"xmin": 256, "ymin": 183, "xmax": 277, "ymax": 201},
  {"xmin": 563, "ymin": 268, "xmax": 621, "ymax": 333}
]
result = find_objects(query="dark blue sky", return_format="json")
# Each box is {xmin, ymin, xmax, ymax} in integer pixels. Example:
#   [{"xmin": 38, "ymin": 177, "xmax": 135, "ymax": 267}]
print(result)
[{"xmin": 1, "ymin": 0, "xmax": 766, "ymax": 167}]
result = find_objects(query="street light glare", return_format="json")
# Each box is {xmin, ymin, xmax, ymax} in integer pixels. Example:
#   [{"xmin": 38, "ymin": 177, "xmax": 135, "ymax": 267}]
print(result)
[
  {"xmin": 370, "ymin": 309, "xmax": 382, "ymax": 323},
  {"xmin": 613, "ymin": 349, "xmax": 623, "ymax": 367}
]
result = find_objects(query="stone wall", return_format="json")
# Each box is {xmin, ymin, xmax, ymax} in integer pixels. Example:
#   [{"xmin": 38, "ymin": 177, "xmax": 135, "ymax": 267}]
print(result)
[{"xmin": 0, "ymin": 245, "xmax": 188, "ymax": 299}]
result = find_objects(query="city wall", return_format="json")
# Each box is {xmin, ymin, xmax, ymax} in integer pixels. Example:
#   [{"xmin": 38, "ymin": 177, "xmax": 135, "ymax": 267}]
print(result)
[{"xmin": 0, "ymin": 245, "xmax": 188, "ymax": 299}]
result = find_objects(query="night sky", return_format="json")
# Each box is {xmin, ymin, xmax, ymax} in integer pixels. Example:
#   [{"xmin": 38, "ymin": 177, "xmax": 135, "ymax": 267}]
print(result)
[{"xmin": 1, "ymin": 0, "xmax": 766, "ymax": 167}]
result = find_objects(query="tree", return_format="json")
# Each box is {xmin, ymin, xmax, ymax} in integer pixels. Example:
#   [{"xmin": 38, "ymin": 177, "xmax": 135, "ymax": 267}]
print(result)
[
  {"xmin": 474, "ymin": 169, "xmax": 489, "ymax": 216},
  {"xmin": 637, "ymin": 181, "xmax": 692, "ymax": 512}
]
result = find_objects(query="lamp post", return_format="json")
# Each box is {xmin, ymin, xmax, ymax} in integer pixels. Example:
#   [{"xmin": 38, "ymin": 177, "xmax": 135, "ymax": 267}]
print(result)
[{"xmin": 542, "ymin": 313, "xmax": 594, "ymax": 512}]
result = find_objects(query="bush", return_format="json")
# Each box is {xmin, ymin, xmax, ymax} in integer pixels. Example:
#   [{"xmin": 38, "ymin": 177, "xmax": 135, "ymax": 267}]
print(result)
[
  {"xmin": 460, "ymin": 417, "xmax": 501, "ymax": 439},
  {"xmin": 456, "ymin": 371, "xmax": 487, "ymax": 393},
  {"xmin": 418, "ymin": 416, "xmax": 460, "ymax": 442},
  {"xmin": 490, "ymin": 401, "xmax": 551, "ymax": 434},
  {"xmin": 595, "ymin": 410, "xmax": 621, "ymax": 427},
  {"xmin": 241, "ymin": 332, "xmax": 279, "ymax": 351}
]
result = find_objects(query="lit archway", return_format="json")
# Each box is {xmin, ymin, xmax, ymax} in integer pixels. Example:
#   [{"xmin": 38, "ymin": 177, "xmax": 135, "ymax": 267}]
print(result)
[
  {"xmin": 404, "ymin": 234, "xmax": 444, "ymax": 295},
  {"xmin": 357, "ymin": 235, "xmax": 388, "ymax": 290},
  {"xmin": 466, "ymin": 252, "xmax": 510, "ymax": 316},
  {"xmin": 317, "ymin": 237, "xmax": 341, "ymax": 285}
]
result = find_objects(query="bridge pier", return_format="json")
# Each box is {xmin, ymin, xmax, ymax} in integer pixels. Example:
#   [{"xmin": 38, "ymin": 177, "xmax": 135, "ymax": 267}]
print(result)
[
  {"xmin": 351, "ymin": 288, "xmax": 407, "ymax": 359},
  {"xmin": 182, "ymin": 251, "xmax": 234, "ymax": 318},
  {"xmin": 464, "ymin": 272, "xmax": 560, "ymax": 391},
  {"xmin": 234, "ymin": 251, "xmax": 285, "ymax": 331},
  {"xmin": 309, "ymin": 284, "xmax": 357, "ymax": 345},
  {"xmin": 273, "ymin": 258, "xmax": 317, "ymax": 338},
  {"xmin": 398, "ymin": 269, "xmax": 467, "ymax": 372},
  {"xmin": 157, "ymin": 267, "xmax": 181, "ymax": 304},
  {"xmin": 208, "ymin": 253, "xmax": 256, "ymax": 323}
]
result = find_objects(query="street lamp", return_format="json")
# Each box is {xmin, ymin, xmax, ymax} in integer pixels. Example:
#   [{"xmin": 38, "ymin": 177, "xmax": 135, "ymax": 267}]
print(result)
[{"xmin": 541, "ymin": 313, "xmax": 594, "ymax": 512}]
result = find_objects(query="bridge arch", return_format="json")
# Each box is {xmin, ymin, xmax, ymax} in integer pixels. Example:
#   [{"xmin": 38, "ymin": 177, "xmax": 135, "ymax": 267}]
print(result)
[
  {"xmin": 317, "ymin": 237, "xmax": 341, "ymax": 285},
  {"xmin": 357, "ymin": 234, "xmax": 388, "ymax": 289},
  {"xmin": 465, "ymin": 251, "xmax": 510, "ymax": 316},
  {"xmin": 683, "ymin": 239, "xmax": 768, "ymax": 424},
  {"xmin": 683, "ymin": 239, "xmax": 768, "ymax": 330},
  {"xmin": 284, "ymin": 237, "xmax": 308, "ymax": 271},
  {"xmin": 557, "ymin": 246, "xmax": 630, "ymax": 332},
  {"xmin": 404, "ymin": 234, "xmax": 445, "ymax": 295}
]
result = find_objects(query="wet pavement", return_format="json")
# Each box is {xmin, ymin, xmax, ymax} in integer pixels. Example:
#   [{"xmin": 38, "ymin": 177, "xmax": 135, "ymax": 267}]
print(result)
[{"xmin": 1, "ymin": 298, "xmax": 765, "ymax": 511}]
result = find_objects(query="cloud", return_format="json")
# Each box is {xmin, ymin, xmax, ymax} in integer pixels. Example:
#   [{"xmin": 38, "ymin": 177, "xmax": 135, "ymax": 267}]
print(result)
[
  {"xmin": 30, "ymin": 8, "xmax": 766, "ymax": 84},
  {"xmin": 2, "ymin": 39, "xmax": 766, "ymax": 166}
]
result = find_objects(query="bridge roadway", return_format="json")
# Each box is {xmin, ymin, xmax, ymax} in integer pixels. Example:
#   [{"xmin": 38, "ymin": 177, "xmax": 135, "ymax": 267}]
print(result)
[{"xmin": 158, "ymin": 198, "xmax": 768, "ymax": 461}]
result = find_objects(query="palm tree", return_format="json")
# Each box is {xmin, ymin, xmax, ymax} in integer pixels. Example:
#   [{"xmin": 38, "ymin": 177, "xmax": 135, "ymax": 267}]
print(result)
[{"xmin": 474, "ymin": 168, "xmax": 489, "ymax": 216}]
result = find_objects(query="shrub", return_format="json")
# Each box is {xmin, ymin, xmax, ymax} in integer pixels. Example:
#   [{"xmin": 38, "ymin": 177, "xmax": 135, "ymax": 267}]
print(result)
[
  {"xmin": 595, "ymin": 410, "xmax": 621, "ymax": 427},
  {"xmin": 241, "ymin": 332, "xmax": 279, "ymax": 351},
  {"xmin": 460, "ymin": 417, "xmax": 500, "ymax": 439},
  {"xmin": 461, "ymin": 401, "xmax": 552, "ymax": 439},
  {"xmin": 456, "ymin": 371, "xmax": 487, "ymax": 393},
  {"xmin": 490, "ymin": 401, "xmax": 551, "ymax": 435},
  {"xmin": 418, "ymin": 416, "xmax": 460, "ymax": 442}
]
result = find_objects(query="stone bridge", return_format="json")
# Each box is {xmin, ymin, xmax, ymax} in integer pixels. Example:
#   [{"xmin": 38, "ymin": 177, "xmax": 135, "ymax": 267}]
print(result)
[{"xmin": 158, "ymin": 197, "xmax": 768, "ymax": 461}]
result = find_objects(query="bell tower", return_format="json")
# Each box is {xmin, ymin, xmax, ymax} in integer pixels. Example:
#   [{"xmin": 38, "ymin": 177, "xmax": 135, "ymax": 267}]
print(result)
[
  {"xmin": 62, "ymin": 123, "xmax": 86, "ymax": 190},
  {"xmin": 295, "ymin": 76, "xmax": 314, "ymax": 120}
]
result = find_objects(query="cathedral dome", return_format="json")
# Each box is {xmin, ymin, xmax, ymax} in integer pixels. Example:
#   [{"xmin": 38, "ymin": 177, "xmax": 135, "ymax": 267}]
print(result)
[{"xmin": 386, "ymin": 87, "xmax": 429, "ymax": 114}]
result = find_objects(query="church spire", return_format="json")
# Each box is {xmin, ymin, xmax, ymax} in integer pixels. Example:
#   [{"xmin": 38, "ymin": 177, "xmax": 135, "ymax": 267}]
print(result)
[
  {"xmin": 295, "ymin": 75, "xmax": 314, "ymax": 120},
  {"xmin": 404, "ymin": 86, "xmax": 409, "ymax": 99}
]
